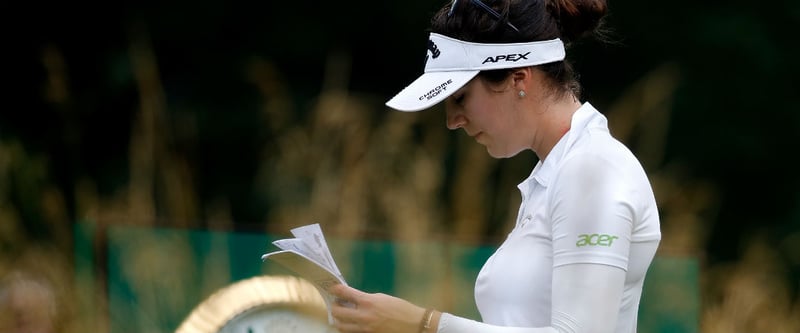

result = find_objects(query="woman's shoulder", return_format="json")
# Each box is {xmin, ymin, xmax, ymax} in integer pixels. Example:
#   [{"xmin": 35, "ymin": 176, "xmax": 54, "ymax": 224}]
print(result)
[{"xmin": 553, "ymin": 138, "xmax": 651, "ymax": 191}]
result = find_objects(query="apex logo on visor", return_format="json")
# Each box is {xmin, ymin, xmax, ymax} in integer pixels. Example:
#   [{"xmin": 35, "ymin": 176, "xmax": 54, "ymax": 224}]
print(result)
[{"xmin": 482, "ymin": 52, "xmax": 531, "ymax": 64}]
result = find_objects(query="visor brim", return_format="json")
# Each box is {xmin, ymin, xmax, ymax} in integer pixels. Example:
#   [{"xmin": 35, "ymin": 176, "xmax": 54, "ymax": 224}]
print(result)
[{"xmin": 385, "ymin": 70, "xmax": 479, "ymax": 112}]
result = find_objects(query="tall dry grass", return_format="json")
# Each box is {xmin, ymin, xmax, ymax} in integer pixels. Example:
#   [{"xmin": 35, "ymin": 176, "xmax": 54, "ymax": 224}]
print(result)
[{"xmin": 0, "ymin": 31, "xmax": 798, "ymax": 333}]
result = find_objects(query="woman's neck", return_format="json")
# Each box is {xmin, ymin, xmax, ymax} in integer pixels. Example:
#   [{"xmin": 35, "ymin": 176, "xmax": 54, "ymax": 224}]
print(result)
[{"xmin": 531, "ymin": 95, "xmax": 583, "ymax": 161}]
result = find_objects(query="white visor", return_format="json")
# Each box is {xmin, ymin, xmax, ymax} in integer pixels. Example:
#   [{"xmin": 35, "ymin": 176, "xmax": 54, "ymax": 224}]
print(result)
[{"xmin": 386, "ymin": 33, "xmax": 566, "ymax": 112}]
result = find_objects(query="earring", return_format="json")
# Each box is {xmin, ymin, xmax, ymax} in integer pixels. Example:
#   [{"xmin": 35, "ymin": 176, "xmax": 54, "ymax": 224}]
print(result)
[{"xmin": 518, "ymin": 90, "xmax": 526, "ymax": 98}]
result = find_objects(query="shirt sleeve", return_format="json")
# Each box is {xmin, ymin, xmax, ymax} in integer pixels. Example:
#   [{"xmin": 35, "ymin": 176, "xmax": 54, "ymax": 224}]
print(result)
[
  {"xmin": 437, "ymin": 263, "xmax": 626, "ymax": 333},
  {"xmin": 549, "ymin": 152, "xmax": 636, "ymax": 270}
]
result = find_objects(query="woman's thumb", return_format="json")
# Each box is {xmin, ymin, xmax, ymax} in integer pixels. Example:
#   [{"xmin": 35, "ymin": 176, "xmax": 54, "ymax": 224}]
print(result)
[
  {"xmin": 329, "ymin": 284, "xmax": 361, "ymax": 307},
  {"xmin": 328, "ymin": 283, "xmax": 347, "ymax": 296}
]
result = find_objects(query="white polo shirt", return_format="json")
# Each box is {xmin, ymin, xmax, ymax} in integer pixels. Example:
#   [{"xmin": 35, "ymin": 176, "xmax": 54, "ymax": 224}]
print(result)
[{"xmin": 439, "ymin": 103, "xmax": 661, "ymax": 333}]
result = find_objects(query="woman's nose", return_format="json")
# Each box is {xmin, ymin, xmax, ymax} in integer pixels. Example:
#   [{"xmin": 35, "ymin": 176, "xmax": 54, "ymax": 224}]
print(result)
[{"xmin": 445, "ymin": 106, "xmax": 466, "ymax": 130}]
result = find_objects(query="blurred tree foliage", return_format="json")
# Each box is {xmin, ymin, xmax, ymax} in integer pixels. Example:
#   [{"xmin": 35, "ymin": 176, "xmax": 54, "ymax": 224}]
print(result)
[{"xmin": 3, "ymin": 0, "xmax": 799, "ymax": 299}]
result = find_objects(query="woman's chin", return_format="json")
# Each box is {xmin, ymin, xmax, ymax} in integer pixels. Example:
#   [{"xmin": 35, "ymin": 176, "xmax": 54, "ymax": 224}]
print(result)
[
  {"xmin": 485, "ymin": 145, "xmax": 525, "ymax": 159},
  {"xmin": 485, "ymin": 147, "xmax": 511, "ymax": 159}
]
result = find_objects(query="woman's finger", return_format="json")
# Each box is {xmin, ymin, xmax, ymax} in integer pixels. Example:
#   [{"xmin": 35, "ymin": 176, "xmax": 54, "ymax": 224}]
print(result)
[
  {"xmin": 330, "ymin": 300, "xmax": 360, "ymax": 319},
  {"xmin": 332, "ymin": 310, "xmax": 370, "ymax": 333},
  {"xmin": 333, "ymin": 321, "xmax": 368, "ymax": 333}
]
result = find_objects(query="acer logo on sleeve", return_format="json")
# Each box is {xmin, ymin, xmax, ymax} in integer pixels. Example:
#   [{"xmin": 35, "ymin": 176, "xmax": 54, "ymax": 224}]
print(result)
[{"xmin": 575, "ymin": 234, "xmax": 619, "ymax": 247}]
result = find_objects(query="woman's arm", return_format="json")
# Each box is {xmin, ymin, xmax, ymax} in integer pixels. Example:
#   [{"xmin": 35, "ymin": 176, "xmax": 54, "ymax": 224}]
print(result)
[
  {"xmin": 330, "ymin": 262, "xmax": 626, "ymax": 333},
  {"xmin": 438, "ymin": 263, "xmax": 625, "ymax": 333}
]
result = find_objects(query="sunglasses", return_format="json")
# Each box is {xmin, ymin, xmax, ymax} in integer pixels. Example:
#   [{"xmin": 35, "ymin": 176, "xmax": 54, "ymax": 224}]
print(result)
[{"xmin": 448, "ymin": 0, "xmax": 520, "ymax": 33}]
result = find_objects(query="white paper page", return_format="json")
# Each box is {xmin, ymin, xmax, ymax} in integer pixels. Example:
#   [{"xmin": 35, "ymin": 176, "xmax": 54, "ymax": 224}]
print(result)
[
  {"xmin": 289, "ymin": 224, "xmax": 344, "ymax": 280},
  {"xmin": 271, "ymin": 238, "xmax": 328, "ymax": 268}
]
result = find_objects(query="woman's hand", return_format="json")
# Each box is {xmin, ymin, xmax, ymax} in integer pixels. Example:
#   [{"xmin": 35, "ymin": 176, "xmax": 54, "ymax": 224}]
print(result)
[{"xmin": 329, "ymin": 284, "xmax": 427, "ymax": 333}]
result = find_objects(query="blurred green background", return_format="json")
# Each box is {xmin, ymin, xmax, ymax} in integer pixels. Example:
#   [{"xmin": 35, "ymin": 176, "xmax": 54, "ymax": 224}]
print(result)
[{"xmin": 2, "ymin": 0, "xmax": 799, "ymax": 332}]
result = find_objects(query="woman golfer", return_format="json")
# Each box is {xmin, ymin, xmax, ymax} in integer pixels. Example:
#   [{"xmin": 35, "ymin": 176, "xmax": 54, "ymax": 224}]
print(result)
[{"xmin": 329, "ymin": 1, "xmax": 661, "ymax": 332}]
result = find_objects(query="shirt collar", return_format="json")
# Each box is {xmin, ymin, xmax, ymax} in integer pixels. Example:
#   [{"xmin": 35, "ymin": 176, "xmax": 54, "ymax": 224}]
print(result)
[{"xmin": 518, "ymin": 102, "xmax": 607, "ymax": 192}]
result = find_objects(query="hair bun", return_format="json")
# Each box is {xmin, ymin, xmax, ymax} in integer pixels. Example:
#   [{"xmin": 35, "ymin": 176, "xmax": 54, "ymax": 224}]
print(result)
[{"xmin": 551, "ymin": 0, "xmax": 608, "ymax": 42}]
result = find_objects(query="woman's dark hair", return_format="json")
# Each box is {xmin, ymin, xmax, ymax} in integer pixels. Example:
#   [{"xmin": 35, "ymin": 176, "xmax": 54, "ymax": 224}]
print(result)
[{"xmin": 431, "ymin": 0, "xmax": 608, "ymax": 99}]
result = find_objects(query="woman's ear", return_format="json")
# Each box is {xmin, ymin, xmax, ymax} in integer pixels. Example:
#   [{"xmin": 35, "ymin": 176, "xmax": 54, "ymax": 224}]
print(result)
[{"xmin": 510, "ymin": 67, "xmax": 533, "ymax": 91}]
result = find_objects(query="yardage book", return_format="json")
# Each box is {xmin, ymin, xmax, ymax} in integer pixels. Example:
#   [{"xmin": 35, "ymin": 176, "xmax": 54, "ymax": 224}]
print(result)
[{"xmin": 261, "ymin": 223, "xmax": 348, "ymax": 324}]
